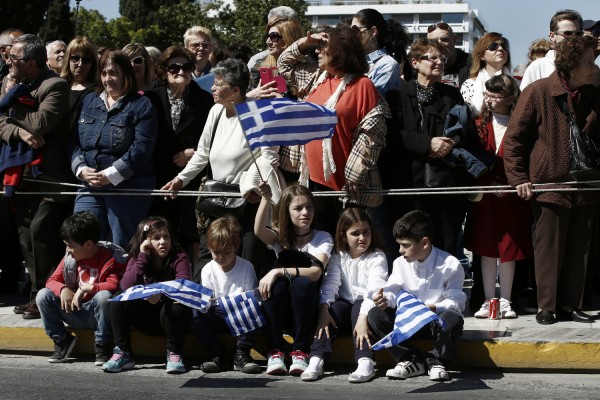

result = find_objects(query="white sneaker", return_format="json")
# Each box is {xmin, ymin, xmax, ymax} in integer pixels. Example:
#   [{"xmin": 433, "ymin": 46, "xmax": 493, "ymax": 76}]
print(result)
[
  {"xmin": 385, "ymin": 360, "xmax": 425, "ymax": 379},
  {"xmin": 266, "ymin": 350, "xmax": 287, "ymax": 375},
  {"xmin": 428, "ymin": 365, "xmax": 450, "ymax": 381},
  {"xmin": 474, "ymin": 301, "xmax": 490, "ymax": 318},
  {"xmin": 300, "ymin": 357, "xmax": 324, "ymax": 382},
  {"xmin": 500, "ymin": 298, "xmax": 517, "ymax": 319},
  {"xmin": 348, "ymin": 358, "xmax": 376, "ymax": 383}
]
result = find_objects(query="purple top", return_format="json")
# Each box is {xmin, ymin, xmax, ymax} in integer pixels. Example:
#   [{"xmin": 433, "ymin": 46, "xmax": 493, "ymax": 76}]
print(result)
[{"xmin": 120, "ymin": 251, "xmax": 192, "ymax": 290}]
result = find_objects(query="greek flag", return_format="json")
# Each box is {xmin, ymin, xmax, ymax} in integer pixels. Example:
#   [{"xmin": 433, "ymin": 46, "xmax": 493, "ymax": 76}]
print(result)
[
  {"xmin": 235, "ymin": 98, "xmax": 337, "ymax": 150},
  {"xmin": 218, "ymin": 290, "xmax": 266, "ymax": 336},
  {"xmin": 371, "ymin": 290, "xmax": 446, "ymax": 351},
  {"xmin": 110, "ymin": 278, "xmax": 213, "ymax": 312}
]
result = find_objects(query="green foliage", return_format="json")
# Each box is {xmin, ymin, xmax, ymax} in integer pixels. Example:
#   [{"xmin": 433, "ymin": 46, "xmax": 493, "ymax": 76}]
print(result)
[
  {"xmin": 0, "ymin": 0, "xmax": 48, "ymax": 35},
  {"xmin": 119, "ymin": 0, "xmax": 184, "ymax": 30},
  {"xmin": 39, "ymin": 0, "xmax": 75, "ymax": 43},
  {"xmin": 106, "ymin": 18, "xmax": 136, "ymax": 49},
  {"xmin": 74, "ymin": 8, "xmax": 112, "ymax": 47}
]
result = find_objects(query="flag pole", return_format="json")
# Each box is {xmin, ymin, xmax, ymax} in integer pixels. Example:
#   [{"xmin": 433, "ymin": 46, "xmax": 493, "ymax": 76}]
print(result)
[{"xmin": 232, "ymin": 101, "xmax": 266, "ymax": 183}]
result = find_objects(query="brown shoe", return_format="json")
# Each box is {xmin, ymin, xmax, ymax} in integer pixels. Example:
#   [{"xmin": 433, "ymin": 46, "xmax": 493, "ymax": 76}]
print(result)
[
  {"xmin": 22, "ymin": 303, "xmax": 41, "ymax": 319},
  {"xmin": 13, "ymin": 303, "xmax": 30, "ymax": 315}
]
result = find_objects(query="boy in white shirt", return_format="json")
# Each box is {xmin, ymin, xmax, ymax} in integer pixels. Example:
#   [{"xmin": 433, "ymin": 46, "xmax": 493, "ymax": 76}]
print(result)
[
  {"xmin": 192, "ymin": 216, "xmax": 260, "ymax": 374},
  {"xmin": 368, "ymin": 210, "xmax": 466, "ymax": 381}
]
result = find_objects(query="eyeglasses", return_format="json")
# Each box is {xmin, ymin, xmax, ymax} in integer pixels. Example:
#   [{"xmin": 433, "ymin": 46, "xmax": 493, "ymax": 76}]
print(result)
[
  {"xmin": 418, "ymin": 54, "xmax": 448, "ymax": 64},
  {"xmin": 212, "ymin": 80, "xmax": 230, "ymax": 90},
  {"xmin": 189, "ymin": 41, "xmax": 211, "ymax": 49},
  {"xmin": 166, "ymin": 63, "xmax": 194, "ymax": 74},
  {"xmin": 317, "ymin": 40, "xmax": 327, "ymax": 50},
  {"xmin": 487, "ymin": 41, "xmax": 508, "ymax": 51},
  {"xmin": 585, "ymin": 29, "xmax": 600, "ymax": 38},
  {"xmin": 8, "ymin": 53, "xmax": 28, "ymax": 62},
  {"xmin": 70, "ymin": 55, "xmax": 93, "ymax": 64},
  {"xmin": 264, "ymin": 32, "xmax": 283, "ymax": 42},
  {"xmin": 555, "ymin": 30, "xmax": 584, "ymax": 37},
  {"xmin": 351, "ymin": 25, "xmax": 369, "ymax": 33},
  {"xmin": 484, "ymin": 92, "xmax": 508, "ymax": 100},
  {"xmin": 130, "ymin": 56, "xmax": 145, "ymax": 65},
  {"xmin": 427, "ymin": 22, "xmax": 451, "ymax": 33}
]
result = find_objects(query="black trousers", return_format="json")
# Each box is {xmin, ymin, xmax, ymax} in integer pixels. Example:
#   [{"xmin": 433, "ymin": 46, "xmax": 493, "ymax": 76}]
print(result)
[{"xmin": 368, "ymin": 307, "xmax": 464, "ymax": 368}]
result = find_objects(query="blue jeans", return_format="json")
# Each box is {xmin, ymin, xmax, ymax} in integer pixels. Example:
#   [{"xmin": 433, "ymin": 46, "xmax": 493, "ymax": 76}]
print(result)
[
  {"xmin": 74, "ymin": 174, "xmax": 154, "ymax": 249},
  {"xmin": 36, "ymin": 288, "xmax": 113, "ymax": 345}
]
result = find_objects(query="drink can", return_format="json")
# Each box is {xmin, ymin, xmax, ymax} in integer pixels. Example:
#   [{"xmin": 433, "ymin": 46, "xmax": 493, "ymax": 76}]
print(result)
[{"xmin": 489, "ymin": 298, "xmax": 500, "ymax": 319}]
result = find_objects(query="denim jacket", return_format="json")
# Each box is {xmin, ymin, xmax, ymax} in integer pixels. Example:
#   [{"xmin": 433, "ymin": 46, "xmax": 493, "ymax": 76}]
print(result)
[{"xmin": 71, "ymin": 91, "xmax": 157, "ymax": 180}]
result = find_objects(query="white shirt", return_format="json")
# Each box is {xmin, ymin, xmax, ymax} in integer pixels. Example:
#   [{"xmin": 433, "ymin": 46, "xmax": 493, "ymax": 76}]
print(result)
[
  {"xmin": 491, "ymin": 113, "xmax": 510, "ymax": 154},
  {"xmin": 520, "ymin": 50, "xmax": 556, "ymax": 90},
  {"xmin": 320, "ymin": 250, "xmax": 388, "ymax": 315},
  {"xmin": 176, "ymin": 104, "xmax": 279, "ymax": 187},
  {"xmin": 382, "ymin": 247, "xmax": 466, "ymax": 316},
  {"xmin": 201, "ymin": 256, "xmax": 258, "ymax": 310},
  {"xmin": 271, "ymin": 229, "xmax": 334, "ymax": 260}
]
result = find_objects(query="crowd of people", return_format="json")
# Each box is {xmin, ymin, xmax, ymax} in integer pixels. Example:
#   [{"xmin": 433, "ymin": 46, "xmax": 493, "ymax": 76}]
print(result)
[{"xmin": 0, "ymin": 5, "xmax": 600, "ymax": 383}]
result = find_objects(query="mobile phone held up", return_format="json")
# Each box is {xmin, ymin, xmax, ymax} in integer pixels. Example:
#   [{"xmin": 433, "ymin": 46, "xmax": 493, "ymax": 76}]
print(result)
[{"xmin": 259, "ymin": 67, "xmax": 287, "ymax": 93}]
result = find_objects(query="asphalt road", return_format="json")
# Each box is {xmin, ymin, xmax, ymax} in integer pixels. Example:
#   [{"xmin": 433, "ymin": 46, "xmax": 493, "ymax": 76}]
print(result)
[{"xmin": 1, "ymin": 353, "xmax": 599, "ymax": 400}]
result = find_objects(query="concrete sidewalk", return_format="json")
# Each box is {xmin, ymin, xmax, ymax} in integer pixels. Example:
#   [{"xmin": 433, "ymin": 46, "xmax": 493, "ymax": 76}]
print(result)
[{"xmin": 1, "ymin": 291, "xmax": 600, "ymax": 371}]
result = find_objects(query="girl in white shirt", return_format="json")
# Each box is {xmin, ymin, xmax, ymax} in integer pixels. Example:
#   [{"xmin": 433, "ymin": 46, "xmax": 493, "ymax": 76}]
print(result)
[
  {"xmin": 255, "ymin": 184, "xmax": 333, "ymax": 376},
  {"xmin": 301, "ymin": 208, "xmax": 388, "ymax": 383}
]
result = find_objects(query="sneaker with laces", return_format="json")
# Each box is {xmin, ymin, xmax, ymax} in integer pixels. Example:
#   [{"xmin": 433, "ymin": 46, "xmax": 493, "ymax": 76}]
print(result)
[
  {"xmin": 102, "ymin": 346, "xmax": 135, "ymax": 373},
  {"xmin": 288, "ymin": 350, "xmax": 309, "ymax": 375},
  {"xmin": 386, "ymin": 360, "xmax": 425, "ymax": 379},
  {"xmin": 233, "ymin": 352, "xmax": 261, "ymax": 374},
  {"xmin": 201, "ymin": 356, "xmax": 224, "ymax": 373},
  {"xmin": 166, "ymin": 351, "xmax": 186, "ymax": 374},
  {"xmin": 500, "ymin": 298, "xmax": 517, "ymax": 319},
  {"xmin": 474, "ymin": 301, "xmax": 490, "ymax": 318},
  {"xmin": 94, "ymin": 342, "xmax": 112, "ymax": 366},
  {"xmin": 428, "ymin": 364, "xmax": 450, "ymax": 381},
  {"xmin": 48, "ymin": 334, "xmax": 77, "ymax": 363},
  {"xmin": 266, "ymin": 350, "xmax": 287, "ymax": 375}
]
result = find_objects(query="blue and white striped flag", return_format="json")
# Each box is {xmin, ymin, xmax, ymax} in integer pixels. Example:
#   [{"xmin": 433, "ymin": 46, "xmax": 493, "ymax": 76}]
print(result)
[
  {"xmin": 371, "ymin": 290, "xmax": 446, "ymax": 351},
  {"xmin": 218, "ymin": 289, "xmax": 266, "ymax": 336},
  {"xmin": 235, "ymin": 98, "xmax": 337, "ymax": 150},
  {"xmin": 110, "ymin": 278, "xmax": 213, "ymax": 312}
]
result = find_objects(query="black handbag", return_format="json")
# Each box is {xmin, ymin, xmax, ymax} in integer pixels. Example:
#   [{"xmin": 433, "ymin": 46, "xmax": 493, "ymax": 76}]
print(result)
[
  {"xmin": 557, "ymin": 96, "xmax": 600, "ymax": 181},
  {"xmin": 195, "ymin": 108, "xmax": 247, "ymax": 227}
]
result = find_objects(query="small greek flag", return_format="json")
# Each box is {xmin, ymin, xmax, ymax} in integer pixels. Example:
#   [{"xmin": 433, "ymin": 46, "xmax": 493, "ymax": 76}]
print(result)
[
  {"xmin": 235, "ymin": 98, "xmax": 337, "ymax": 150},
  {"xmin": 218, "ymin": 290, "xmax": 266, "ymax": 336},
  {"xmin": 110, "ymin": 278, "xmax": 213, "ymax": 312},
  {"xmin": 371, "ymin": 290, "xmax": 446, "ymax": 350}
]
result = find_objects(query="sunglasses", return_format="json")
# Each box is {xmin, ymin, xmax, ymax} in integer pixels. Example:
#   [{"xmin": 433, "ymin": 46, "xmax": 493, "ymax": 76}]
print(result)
[
  {"xmin": 130, "ymin": 56, "xmax": 145, "ymax": 65},
  {"xmin": 586, "ymin": 29, "xmax": 600, "ymax": 38},
  {"xmin": 427, "ymin": 22, "xmax": 451, "ymax": 33},
  {"xmin": 351, "ymin": 25, "xmax": 369, "ymax": 33},
  {"xmin": 487, "ymin": 41, "xmax": 508, "ymax": 51},
  {"xmin": 70, "ymin": 55, "xmax": 93, "ymax": 64},
  {"xmin": 418, "ymin": 54, "xmax": 448, "ymax": 64},
  {"xmin": 264, "ymin": 32, "xmax": 282, "ymax": 42},
  {"xmin": 555, "ymin": 30, "xmax": 584, "ymax": 37},
  {"xmin": 166, "ymin": 63, "xmax": 194, "ymax": 74}
]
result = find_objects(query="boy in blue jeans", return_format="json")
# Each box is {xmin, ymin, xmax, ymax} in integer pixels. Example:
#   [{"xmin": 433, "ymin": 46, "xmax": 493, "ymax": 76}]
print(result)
[
  {"xmin": 368, "ymin": 210, "xmax": 466, "ymax": 381},
  {"xmin": 36, "ymin": 212, "xmax": 127, "ymax": 365}
]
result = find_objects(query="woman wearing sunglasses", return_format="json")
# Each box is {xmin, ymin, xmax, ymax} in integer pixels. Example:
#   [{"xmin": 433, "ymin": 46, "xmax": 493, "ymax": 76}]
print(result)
[
  {"xmin": 460, "ymin": 32, "xmax": 513, "ymax": 116},
  {"xmin": 122, "ymin": 43, "xmax": 155, "ymax": 92},
  {"xmin": 60, "ymin": 36, "xmax": 98, "ymax": 125},
  {"xmin": 145, "ymin": 45, "xmax": 214, "ymax": 262}
]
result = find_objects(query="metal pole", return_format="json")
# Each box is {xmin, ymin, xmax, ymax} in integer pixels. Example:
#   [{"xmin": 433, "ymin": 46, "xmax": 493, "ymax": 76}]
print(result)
[{"xmin": 74, "ymin": 0, "xmax": 82, "ymax": 36}]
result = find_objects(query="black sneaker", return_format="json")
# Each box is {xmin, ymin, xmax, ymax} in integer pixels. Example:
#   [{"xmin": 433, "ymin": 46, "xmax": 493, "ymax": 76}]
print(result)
[
  {"xmin": 234, "ymin": 352, "xmax": 261, "ymax": 374},
  {"xmin": 48, "ymin": 335, "xmax": 77, "ymax": 363},
  {"xmin": 200, "ymin": 356, "xmax": 224, "ymax": 373},
  {"xmin": 95, "ymin": 343, "xmax": 112, "ymax": 366}
]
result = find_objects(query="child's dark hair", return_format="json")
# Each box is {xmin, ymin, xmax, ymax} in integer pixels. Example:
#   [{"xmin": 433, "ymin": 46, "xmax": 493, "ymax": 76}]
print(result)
[
  {"xmin": 393, "ymin": 210, "xmax": 435, "ymax": 242},
  {"xmin": 477, "ymin": 74, "xmax": 520, "ymax": 143},
  {"xmin": 335, "ymin": 207, "xmax": 383, "ymax": 253},
  {"xmin": 206, "ymin": 215, "xmax": 241, "ymax": 252},
  {"xmin": 129, "ymin": 216, "xmax": 180, "ymax": 258},
  {"xmin": 274, "ymin": 184, "xmax": 315, "ymax": 249},
  {"xmin": 59, "ymin": 211, "xmax": 100, "ymax": 245}
]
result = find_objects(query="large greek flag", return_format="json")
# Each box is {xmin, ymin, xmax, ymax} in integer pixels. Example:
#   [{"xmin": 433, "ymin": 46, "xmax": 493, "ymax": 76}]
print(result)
[
  {"xmin": 110, "ymin": 278, "xmax": 213, "ymax": 312},
  {"xmin": 235, "ymin": 98, "xmax": 337, "ymax": 150},
  {"xmin": 371, "ymin": 290, "xmax": 446, "ymax": 351},
  {"xmin": 218, "ymin": 290, "xmax": 266, "ymax": 336}
]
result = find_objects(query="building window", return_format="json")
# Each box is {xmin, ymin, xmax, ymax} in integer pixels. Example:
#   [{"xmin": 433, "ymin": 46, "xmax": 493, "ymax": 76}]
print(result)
[
  {"xmin": 441, "ymin": 13, "xmax": 463, "ymax": 24},
  {"xmin": 419, "ymin": 13, "xmax": 442, "ymax": 25}
]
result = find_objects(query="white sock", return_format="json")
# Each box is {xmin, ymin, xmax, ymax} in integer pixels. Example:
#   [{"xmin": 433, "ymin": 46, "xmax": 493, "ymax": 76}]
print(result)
[
  {"xmin": 354, "ymin": 357, "xmax": 374, "ymax": 375},
  {"xmin": 306, "ymin": 356, "xmax": 323, "ymax": 373}
]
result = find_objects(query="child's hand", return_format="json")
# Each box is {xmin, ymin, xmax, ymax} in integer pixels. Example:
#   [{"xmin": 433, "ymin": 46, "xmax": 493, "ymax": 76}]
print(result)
[
  {"xmin": 72, "ymin": 288, "xmax": 85, "ymax": 311},
  {"xmin": 315, "ymin": 304, "xmax": 337, "ymax": 339},
  {"xmin": 258, "ymin": 268, "xmax": 280, "ymax": 301},
  {"xmin": 146, "ymin": 293, "xmax": 162, "ymax": 305},
  {"xmin": 140, "ymin": 238, "xmax": 152, "ymax": 255},
  {"xmin": 353, "ymin": 315, "xmax": 372, "ymax": 350},
  {"xmin": 79, "ymin": 282, "xmax": 94, "ymax": 293},
  {"xmin": 258, "ymin": 181, "xmax": 272, "ymax": 199},
  {"xmin": 373, "ymin": 288, "xmax": 387, "ymax": 310},
  {"xmin": 60, "ymin": 287, "xmax": 75, "ymax": 313}
]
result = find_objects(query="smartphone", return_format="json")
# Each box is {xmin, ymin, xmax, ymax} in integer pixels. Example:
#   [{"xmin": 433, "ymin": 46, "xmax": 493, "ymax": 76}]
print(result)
[{"xmin": 259, "ymin": 67, "xmax": 287, "ymax": 93}]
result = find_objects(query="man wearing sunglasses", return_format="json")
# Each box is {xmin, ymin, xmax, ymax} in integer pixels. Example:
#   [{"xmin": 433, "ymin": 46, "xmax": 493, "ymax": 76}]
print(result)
[
  {"xmin": 0, "ymin": 34, "xmax": 72, "ymax": 320},
  {"xmin": 426, "ymin": 22, "xmax": 470, "ymax": 88},
  {"xmin": 583, "ymin": 19, "xmax": 600, "ymax": 58},
  {"xmin": 520, "ymin": 9, "xmax": 583, "ymax": 89}
]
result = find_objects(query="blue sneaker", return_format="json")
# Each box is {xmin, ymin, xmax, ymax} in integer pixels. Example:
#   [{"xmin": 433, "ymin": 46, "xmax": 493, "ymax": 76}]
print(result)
[
  {"xmin": 266, "ymin": 350, "xmax": 287, "ymax": 375},
  {"xmin": 102, "ymin": 346, "xmax": 135, "ymax": 373},
  {"xmin": 166, "ymin": 351, "xmax": 186, "ymax": 374}
]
